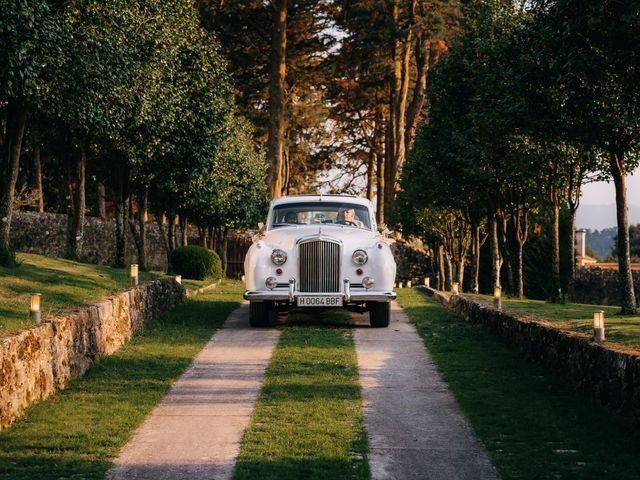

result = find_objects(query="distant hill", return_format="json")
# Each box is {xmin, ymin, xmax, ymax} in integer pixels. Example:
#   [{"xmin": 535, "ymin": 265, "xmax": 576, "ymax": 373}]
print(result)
[
  {"xmin": 577, "ymin": 204, "xmax": 640, "ymax": 230},
  {"xmin": 584, "ymin": 228, "xmax": 616, "ymax": 259}
]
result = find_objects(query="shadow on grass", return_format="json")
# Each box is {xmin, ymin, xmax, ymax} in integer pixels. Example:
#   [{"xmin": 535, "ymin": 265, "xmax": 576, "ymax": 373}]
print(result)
[{"xmin": 0, "ymin": 286, "xmax": 243, "ymax": 480}]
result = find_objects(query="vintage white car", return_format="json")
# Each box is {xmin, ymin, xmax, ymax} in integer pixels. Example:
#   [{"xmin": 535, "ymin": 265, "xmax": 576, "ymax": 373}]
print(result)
[{"xmin": 243, "ymin": 194, "xmax": 397, "ymax": 327}]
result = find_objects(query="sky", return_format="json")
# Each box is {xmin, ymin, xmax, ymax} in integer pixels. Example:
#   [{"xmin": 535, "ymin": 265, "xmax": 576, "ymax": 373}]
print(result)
[
  {"xmin": 581, "ymin": 170, "xmax": 640, "ymax": 205},
  {"xmin": 577, "ymin": 170, "xmax": 640, "ymax": 230}
]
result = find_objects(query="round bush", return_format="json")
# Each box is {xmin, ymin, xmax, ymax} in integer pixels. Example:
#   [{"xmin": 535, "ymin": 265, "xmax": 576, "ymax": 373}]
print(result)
[{"xmin": 170, "ymin": 246, "xmax": 222, "ymax": 281}]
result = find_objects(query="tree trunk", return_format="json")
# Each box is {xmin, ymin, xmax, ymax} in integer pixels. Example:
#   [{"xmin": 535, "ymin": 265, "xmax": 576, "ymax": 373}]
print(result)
[
  {"xmin": 180, "ymin": 216, "xmax": 188, "ymax": 246},
  {"xmin": 490, "ymin": 213, "xmax": 502, "ymax": 288},
  {"xmin": 610, "ymin": 149, "xmax": 637, "ymax": 314},
  {"xmin": 550, "ymin": 193, "xmax": 561, "ymax": 302},
  {"xmin": 167, "ymin": 212, "xmax": 176, "ymax": 253},
  {"xmin": 266, "ymin": 0, "xmax": 287, "ymax": 199},
  {"xmin": 444, "ymin": 251, "xmax": 453, "ymax": 292},
  {"xmin": 66, "ymin": 145, "xmax": 86, "ymax": 259},
  {"xmin": 366, "ymin": 147, "xmax": 375, "ymax": 201},
  {"xmin": 156, "ymin": 212, "xmax": 171, "ymax": 271},
  {"xmin": 0, "ymin": 99, "xmax": 28, "ymax": 249},
  {"xmin": 33, "ymin": 147, "xmax": 44, "ymax": 214},
  {"xmin": 568, "ymin": 206, "xmax": 577, "ymax": 290},
  {"xmin": 404, "ymin": 34, "xmax": 429, "ymax": 150},
  {"xmin": 472, "ymin": 225, "xmax": 481, "ymax": 294},
  {"xmin": 437, "ymin": 244, "xmax": 445, "ymax": 290},
  {"xmin": 139, "ymin": 188, "xmax": 148, "ymax": 270},
  {"xmin": 97, "ymin": 182, "xmax": 107, "ymax": 220},
  {"xmin": 221, "ymin": 226, "xmax": 229, "ymax": 276},
  {"xmin": 111, "ymin": 161, "xmax": 130, "ymax": 267},
  {"xmin": 376, "ymin": 124, "xmax": 386, "ymax": 225}
]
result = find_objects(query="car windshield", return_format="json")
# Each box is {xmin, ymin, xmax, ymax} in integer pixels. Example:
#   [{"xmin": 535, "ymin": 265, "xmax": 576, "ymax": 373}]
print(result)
[{"xmin": 270, "ymin": 201, "xmax": 372, "ymax": 231}]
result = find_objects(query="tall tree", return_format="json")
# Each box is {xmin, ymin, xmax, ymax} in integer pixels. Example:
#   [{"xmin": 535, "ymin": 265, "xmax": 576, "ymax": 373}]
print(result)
[
  {"xmin": 0, "ymin": 0, "xmax": 54, "ymax": 259},
  {"xmin": 544, "ymin": 0, "xmax": 640, "ymax": 313}
]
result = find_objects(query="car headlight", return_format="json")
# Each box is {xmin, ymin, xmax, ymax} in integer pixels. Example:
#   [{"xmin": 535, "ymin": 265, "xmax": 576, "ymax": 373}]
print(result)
[
  {"xmin": 352, "ymin": 249, "xmax": 368, "ymax": 265},
  {"xmin": 271, "ymin": 249, "xmax": 287, "ymax": 265}
]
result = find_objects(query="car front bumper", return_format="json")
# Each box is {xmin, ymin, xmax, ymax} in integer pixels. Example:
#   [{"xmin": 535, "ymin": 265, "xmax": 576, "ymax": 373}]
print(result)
[{"xmin": 243, "ymin": 278, "xmax": 396, "ymax": 303}]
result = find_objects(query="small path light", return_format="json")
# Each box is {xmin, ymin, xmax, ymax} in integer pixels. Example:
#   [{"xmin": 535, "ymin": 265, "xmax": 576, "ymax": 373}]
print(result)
[
  {"xmin": 175, "ymin": 275, "xmax": 182, "ymax": 284},
  {"xmin": 593, "ymin": 310, "xmax": 605, "ymax": 342},
  {"xmin": 452, "ymin": 282, "xmax": 459, "ymax": 295},
  {"xmin": 398, "ymin": 282, "xmax": 403, "ymax": 289},
  {"xmin": 407, "ymin": 280, "xmax": 412, "ymax": 288},
  {"xmin": 30, "ymin": 293, "xmax": 42, "ymax": 323},
  {"xmin": 424, "ymin": 277, "xmax": 430, "ymax": 288},
  {"xmin": 241, "ymin": 275, "xmax": 246, "ymax": 283},
  {"xmin": 130, "ymin": 264, "xmax": 139, "ymax": 287},
  {"xmin": 493, "ymin": 286, "xmax": 502, "ymax": 310}
]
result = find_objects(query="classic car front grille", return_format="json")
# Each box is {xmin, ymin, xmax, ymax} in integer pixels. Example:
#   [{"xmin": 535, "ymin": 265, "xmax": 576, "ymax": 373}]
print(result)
[{"xmin": 299, "ymin": 239, "xmax": 340, "ymax": 292}]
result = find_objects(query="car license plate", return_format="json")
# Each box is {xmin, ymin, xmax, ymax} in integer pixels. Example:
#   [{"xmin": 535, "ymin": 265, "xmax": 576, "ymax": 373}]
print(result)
[{"xmin": 297, "ymin": 296, "xmax": 343, "ymax": 307}]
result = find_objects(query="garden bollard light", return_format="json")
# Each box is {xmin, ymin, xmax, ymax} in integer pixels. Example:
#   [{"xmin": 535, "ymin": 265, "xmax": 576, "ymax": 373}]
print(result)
[
  {"xmin": 398, "ymin": 282, "xmax": 403, "ymax": 289},
  {"xmin": 30, "ymin": 293, "xmax": 42, "ymax": 323},
  {"xmin": 493, "ymin": 286, "xmax": 502, "ymax": 310},
  {"xmin": 175, "ymin": 275, "xmax": 182, "ymax": 284},
  {"xmin": 407, "ymin": 280, "xmax": 412, "ymax": 288},
  {"xmin": 424, "ymin": 277, "xmax": 430, "ymax": 288},
  {"xmin": 241, "ymin": 274, "xmax": 246, "ymax": 283},
  {"xmin": 452, "ymin": 282, "xmax": 459, "ymax": 295},
  {"xmin": 130, "ymin": 264, "xmax": 139, "ymax": 286},
  {"xmin": 593, "ymin": 310, "xmax": 605, "ymax": 342}
]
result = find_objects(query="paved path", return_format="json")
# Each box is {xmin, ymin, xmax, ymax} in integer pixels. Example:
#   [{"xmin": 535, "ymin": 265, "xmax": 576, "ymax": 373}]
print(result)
[
  {"xmin": 353, "ymin": 302, "xmax": 498, "ymax": 480},
  {"xmin": 107, "ymin": 304, "xmax": 281, "ymax": 480}
]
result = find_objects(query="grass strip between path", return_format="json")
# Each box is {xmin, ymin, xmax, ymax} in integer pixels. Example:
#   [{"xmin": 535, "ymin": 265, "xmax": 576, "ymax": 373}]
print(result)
[
  {"xmin": 233, "ymin": 309, "xmax": 369, "ymax": 480},
  {"xmin": 0, "ymin": 280, "xmax": 244, "ymax": 480},
  {"xmin": 397, "ymin": 288, "xmax": 640, "ymax": 480}
]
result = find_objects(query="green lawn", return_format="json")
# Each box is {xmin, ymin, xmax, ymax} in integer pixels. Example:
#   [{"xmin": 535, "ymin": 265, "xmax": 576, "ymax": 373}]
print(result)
[
  {"xmin": 464, "ymin": 293, "xmax": 640, "ymax": 351},
  {"xmin": 0, "ymin": 253, "xmax": 160, "ymax": 335},
  {"xmin": 0, "ymin": 280, "xmax": 244, "ymax": 480},
  {"xmin": 398, "ymin": 288, "xmax": 640, "ymax": 480},
  {"xmin": 233, "ymin": 309, "xmax": 369, "ymax": 480}
]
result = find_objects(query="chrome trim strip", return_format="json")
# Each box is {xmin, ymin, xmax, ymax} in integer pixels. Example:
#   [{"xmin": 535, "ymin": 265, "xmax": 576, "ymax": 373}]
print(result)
[{"xmin": 344, "ymin": 279, "xmax": 351, "ymax": 303}]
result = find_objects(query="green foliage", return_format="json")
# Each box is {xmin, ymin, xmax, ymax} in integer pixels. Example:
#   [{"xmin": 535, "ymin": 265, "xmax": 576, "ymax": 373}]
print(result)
[
  {"xmin": 187, "ymin": 115, "xmax": 269, "ymax": 231},
  {"xmin": 0, "ymin": 0, "xmax": 55, "ymax": 103},
  {"xmin": 612, "ymin": 224, "xmax": 640, "ymax": 261},
  {"xmin": 170, "ymin": 245, "xmax": 222, "ymax": 281}
]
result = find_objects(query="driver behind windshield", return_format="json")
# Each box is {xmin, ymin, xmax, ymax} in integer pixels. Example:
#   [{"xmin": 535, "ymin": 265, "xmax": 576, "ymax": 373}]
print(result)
[
  {"xmin": 337, "ymin": 207, "xmax": 363, "ymax": 227},
  {"xmin": 284, "ymin": 211, "xmax": 298, "ymax": 224}
]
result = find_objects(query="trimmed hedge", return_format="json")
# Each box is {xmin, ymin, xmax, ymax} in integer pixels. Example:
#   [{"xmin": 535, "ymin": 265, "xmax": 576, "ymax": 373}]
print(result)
[{"xmin": 170, "ymin": 245, "xmax": 222, "ymax": 281}]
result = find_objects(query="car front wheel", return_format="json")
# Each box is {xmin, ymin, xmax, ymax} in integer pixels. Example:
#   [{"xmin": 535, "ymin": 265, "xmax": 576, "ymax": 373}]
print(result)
[
  {"xmin": 249, "ymin": 301, "xmax": 272, "ymax": 327},
  {"xmin": 369, "ymin": 302, "xmax": 390, "ymax": 328}
]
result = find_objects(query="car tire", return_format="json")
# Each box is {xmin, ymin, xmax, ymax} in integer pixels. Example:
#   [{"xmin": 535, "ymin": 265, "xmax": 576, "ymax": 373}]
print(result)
[
  {"xmin": 249, "ymin": 301, "xmax": 272, "ymax": 327},
  {"xmin": 369, "ymin": 302, "xmax": 390, "ymax": 328}
]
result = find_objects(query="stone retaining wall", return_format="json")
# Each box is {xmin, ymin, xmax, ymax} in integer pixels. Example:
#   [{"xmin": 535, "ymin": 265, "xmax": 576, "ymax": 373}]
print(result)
[
  {"xmin": 10, "ymin": 211, "xmax": 201, "ymax": 270},
  {"xmin": 425, "ymin": 288, "xmax": 640, "ymax": 424},
  {"xmin": 0, "ymin": 278, "xmax": 184, "ymax": 430},
  {"xmin": 571, "ymin": 266, "xmax": 640, "ymax": 306},
  {"xmin": 391, "ymin": 239, "xmax": 432, "ymax": 284}
]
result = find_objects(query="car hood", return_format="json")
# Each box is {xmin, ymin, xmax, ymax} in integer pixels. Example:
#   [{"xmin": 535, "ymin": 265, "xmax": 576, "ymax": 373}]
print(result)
[{"xmin": 261, "ymin": 224, "xmax": 380, "ymax": 250}]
